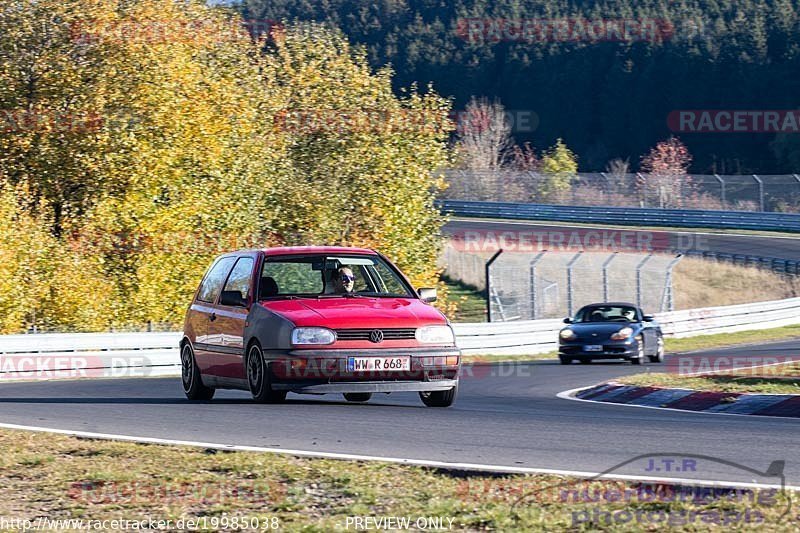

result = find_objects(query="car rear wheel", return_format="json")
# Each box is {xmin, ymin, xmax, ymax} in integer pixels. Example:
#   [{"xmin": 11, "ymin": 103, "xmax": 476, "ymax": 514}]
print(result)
[
  {"xmin": 247, "ymin": 344, "xmax": 287, "ymax": 404},
  {"xmin": 559, "ymin": 356, "xmax": 572, "ymax": 365},
  {"xmin": 419, "ymin": 384, "xmax": 458, "ymax": 407},
  {"xmin": 181, "ymin": 343, "xmax": 215, "ymax": 401},
  {"xmin": 343, "ymin": 393, "xmax": 372, "ymax": 403},
  {"xmin": 649, "ymin": 336, "xmax": 665, "ymax": 363}
]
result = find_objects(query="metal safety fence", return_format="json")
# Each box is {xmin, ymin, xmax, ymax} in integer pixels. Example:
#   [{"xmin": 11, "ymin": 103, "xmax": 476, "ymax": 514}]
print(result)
[
  {"xmin": 441, "ymin": 245, "xmax": 682, "ymax": 321},
  {"xmin": 442, "ymin": 170, "xmax": 800, "ymax": 213},
  {"xmin": 2, "ymin": 296, "xmax": 800, "ymax": 374}
]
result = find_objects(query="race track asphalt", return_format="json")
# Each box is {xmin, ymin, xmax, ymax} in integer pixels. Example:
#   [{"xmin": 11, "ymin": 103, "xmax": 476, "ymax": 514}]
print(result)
[{"xmin": 1, "ymin": 339, "xmax": 799, "ymax": 486}]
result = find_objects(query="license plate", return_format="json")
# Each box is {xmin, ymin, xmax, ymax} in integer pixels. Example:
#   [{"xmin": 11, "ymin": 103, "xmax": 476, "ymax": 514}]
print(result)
[
  {"xmin": 347, "ymin": 356, "xmax": 410, "ymax": 372},
  {"xmin": 583, "ymin": 345, "xmax": 603, "ymax": 352}
]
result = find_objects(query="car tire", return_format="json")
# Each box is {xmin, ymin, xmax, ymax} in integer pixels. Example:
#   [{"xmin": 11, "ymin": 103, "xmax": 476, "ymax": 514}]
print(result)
[
  {"xmin": 181, "ymin": 343, "xmax": 215, "ymax": 401},
  {"xmin": 559, "ymin": 356, "xmax": 572, "ymax": 365},
  {"xmin": 649, "ymin": 336, "xmax": 665, "ymax": 363},
  {"xmin": 247, "ymin": 343, "xmax": 287, "ymax": 404},
  {"xmin": 343, "ymin": 393, "xmax": 372, "ymax": 403},
  {"xmin": 631, "ymin": 337, "xmax": 645, "ymax": 365},
  {"xmin": 579, "ymin": 358, "xmax": 591, "ymax": 364},
  {"xmin": 419, "ymin": 384, "xmax": 458, "ymax": 407}
]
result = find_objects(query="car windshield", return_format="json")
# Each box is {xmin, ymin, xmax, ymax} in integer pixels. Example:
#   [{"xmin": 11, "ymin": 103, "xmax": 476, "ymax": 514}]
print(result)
[
  {"xmin": 573, "ymin": 305, "xmax": 638, "ymax": 323},
  {"xmin": 260, "ymin": 254, "xmax": 413, "ymax": 298}
]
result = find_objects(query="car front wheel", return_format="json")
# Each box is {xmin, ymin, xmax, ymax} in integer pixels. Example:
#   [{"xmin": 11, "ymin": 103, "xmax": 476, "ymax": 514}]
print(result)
[
  {"xmin": 419, "ymin": 384, "xmax": 458, "ymax": 407},
  {"xmin": 247, "ymin": 343, "xmax": 287, "ymax": 404},
  {"xmin": 181, "ymin": 343, "xmax": 215, "ymax": 401},
  {"xmin": 630, "ymin": 337, "xmax": 645, "ymax": 365}
]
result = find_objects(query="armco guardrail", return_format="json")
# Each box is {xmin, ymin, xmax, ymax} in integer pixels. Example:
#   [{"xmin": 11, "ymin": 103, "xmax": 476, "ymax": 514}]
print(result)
[
  {"xmin": 0, "ymin": 332, "xmax": 181, "ymax": 380},
  {"xmin": 2, "ymin": 296, "xmax": 799, "ymax": 378},
  {"xmin": 439, "ymin": 199, "xmax": 800, "ymax": 233}
]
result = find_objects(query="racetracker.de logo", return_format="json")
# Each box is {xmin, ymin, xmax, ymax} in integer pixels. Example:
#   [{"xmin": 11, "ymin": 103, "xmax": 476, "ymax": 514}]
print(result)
[
  {"xmin": 455, "ymin": 18, "xmax": 674, "ymax": 44},
  {"xmin": 668, "ymin": 110, "xmax": 800, "ymax": 133},
  {"xmin": 0, "ymin": 355, "xmax": 155, "ymax": 380},
  {"xmin": 449, "ymin": 229, "xmax": 671, "ymax": 253}
]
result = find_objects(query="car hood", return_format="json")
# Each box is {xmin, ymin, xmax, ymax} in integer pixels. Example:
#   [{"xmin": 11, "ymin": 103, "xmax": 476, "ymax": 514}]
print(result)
[
  {"xmin": 260, "ymin": 297, "xmax": 447, "ymax": 329},
  {"xmin": 565, "ymin": 323, "xmax": 639, "ymax": 335}
]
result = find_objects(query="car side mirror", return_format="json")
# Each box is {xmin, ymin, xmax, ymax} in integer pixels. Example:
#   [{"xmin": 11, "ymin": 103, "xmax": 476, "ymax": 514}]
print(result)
[
  {"xmin": 220, "ymin": 290, "xmax": 247, "ymax": 307},
  {"xmin": 563, "ymin": 318, "xmax": 572, "ymax": 324},
  {"xmin": 417, "ymin": 287, "xmax": 437, "ymax": 303},
  {"xmin": 642, "ymin": 315, "xmax": 654, "ymax": 322}
]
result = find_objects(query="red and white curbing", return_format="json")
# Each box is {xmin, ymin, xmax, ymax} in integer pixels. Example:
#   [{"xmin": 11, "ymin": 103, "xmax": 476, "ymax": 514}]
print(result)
[{"xmin": 572, "ymin": 382, "xmax": 800, "ymax": 417}]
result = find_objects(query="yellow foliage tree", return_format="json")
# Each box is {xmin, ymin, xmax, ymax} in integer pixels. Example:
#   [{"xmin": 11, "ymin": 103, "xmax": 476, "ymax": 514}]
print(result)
[{"xmin": 0, "ymin": 2, "xmax": 452, "ymax": 331}]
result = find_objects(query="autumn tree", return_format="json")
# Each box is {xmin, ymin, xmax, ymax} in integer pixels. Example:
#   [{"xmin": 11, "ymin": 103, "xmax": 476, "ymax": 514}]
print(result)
[
  {"xmin": 0, "ymin": 2, "xmax": 452, "ymax": 330},
  {"xmin": 640, "ymin": 137, "xmax": 693, "ymax": 208}
]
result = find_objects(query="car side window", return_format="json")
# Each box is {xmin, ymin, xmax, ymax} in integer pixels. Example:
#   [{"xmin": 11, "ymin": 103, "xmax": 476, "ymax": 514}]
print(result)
[
  {"xmin": 222, "ymin": 257, "xmax": 255, "ymax": 302},
  {"xmin": 197, "ymin": 257, "xmax": 236, "ymax": 303}
]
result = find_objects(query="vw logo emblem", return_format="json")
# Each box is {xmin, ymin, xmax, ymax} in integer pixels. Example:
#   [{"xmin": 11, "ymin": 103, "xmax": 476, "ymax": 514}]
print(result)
[{"xmin": 369, "ymin": 330, "xmax": 384, "ymax": 343}]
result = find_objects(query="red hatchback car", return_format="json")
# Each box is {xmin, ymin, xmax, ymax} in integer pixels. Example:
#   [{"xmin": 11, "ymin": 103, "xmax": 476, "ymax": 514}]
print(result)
[{"xmin": 181, "ymin": 247, "xmax": 460, "ymax": 407}]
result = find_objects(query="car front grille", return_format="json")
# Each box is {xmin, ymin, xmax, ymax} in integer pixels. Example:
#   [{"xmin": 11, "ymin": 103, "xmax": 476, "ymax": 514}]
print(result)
[{"xmin": 334, "ymin": 328, "xmax": 417, "ymax": 341}]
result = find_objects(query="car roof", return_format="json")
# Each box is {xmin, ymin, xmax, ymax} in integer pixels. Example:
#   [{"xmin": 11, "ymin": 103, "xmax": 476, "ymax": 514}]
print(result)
[
  {"xmin": 581, "ymin": 302, "xmax": 639, "ymax": 308},
  {"xmin": 261, "ymin": 246, "xmax": 378, "ymax": 257}
]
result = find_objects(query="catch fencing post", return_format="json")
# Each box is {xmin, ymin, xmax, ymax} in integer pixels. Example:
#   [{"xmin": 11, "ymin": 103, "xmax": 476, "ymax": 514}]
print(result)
[
  {"xmin": 566, "ymin": 251, "xmax": 584, "ymax": 317},
  {"xmin": 714, "ymin": 174, "xmax": 725, "ymax": 207},
  {"xmin": 636, "ymin": 172, "xmax": 646, "ymax": 207},
  {"xmin": 602, "ymin": 252, "xmax": 619, "ymax": 302},
  {"xmin": 663, "ymin": 254, "xmax": 684, "ymax": 312},
  {"xmin": 635, "ymin": 254, "xmax": 653, "ymax": 309},
  {"xmin": 753, "ymin": 174, "xmax": 764, "ymax": 211},
  {"xmin": 528, "ymin": 250, "xmax": 548, "ymax": 319},
  {"xmin": 485, "ymin": 249, "xmax": 503, "ymax": 323}
]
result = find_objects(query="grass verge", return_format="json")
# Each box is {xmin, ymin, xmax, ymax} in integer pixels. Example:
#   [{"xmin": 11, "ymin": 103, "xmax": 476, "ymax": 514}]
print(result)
[
  {"xmin": 617, "ymin": 363, "xmax": 800, "ymax": 395},
  {"xmin": 442, "ymin": 276, "xmax": 486, "ymax": 323},
  {"xmin": 0, "ymin": 428, "xmax": 794, "ymax": 531},
  {"xmin": 664, "ymin": 324, "xmax": 800, "ymax": 354}
]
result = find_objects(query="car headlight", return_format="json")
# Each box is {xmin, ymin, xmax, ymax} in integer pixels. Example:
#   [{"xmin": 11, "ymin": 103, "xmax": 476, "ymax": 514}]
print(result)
[
  {"xmin": 610, "ymin": 327, "xmax": 634, "ymax": 341},
  {"xmin": 415, "ymin": 325, "xmax": 455, "ymax": 344},
  {"xmin": 291, "ymin": 327, "xmax": 335, "ymax": 345},
  {"xmin": 560, "ymin": 329, "xmax": 577, "ymax": 341}
]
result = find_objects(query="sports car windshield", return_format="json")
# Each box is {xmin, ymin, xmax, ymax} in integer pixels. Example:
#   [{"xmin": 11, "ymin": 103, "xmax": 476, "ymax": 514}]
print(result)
[
  {"xmin": 260, "ymin": 255, "xmax": 413, "ymax": 298},
  {"xmin": 573, "ymin": 305, "xmax": 639, "ymax": 323}
]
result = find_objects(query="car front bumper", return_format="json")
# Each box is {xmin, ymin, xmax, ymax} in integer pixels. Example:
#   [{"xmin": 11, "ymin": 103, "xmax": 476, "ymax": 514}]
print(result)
[
  {"xmin": 266, "ymin": 346, "xmax": 460, "ymax": 394},
  {"xmin": 558, "ymin": 341, "xmax": 639, "ymax": 359}
]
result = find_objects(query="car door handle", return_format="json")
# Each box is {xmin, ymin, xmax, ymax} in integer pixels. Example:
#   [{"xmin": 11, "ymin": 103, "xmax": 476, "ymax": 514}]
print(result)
[{"xmin": 209, "ymin": 313, "xmax": 217, "ymax": 322}]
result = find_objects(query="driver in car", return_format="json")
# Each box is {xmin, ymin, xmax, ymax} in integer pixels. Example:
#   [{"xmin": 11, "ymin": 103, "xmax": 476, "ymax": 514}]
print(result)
[
  {"xmin": 333, "ymin": 267, "xmax": 356, "ymax": 294},
  {"xmin": 623, "ymin": 309, "xmax": 636, "ymax": 321}
]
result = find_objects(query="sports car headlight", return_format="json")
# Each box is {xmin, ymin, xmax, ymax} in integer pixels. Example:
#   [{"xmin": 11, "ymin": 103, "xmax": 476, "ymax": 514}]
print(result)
[
  {"xmin": 291, "ymin": 327, "xmax": 335, "ymax": 345},
  {"xmin": 415, "ymin": 325, "xmax": 455, "ymax": 344},
  {"xmin": 610, "ymin": 327, "xmax": 634, "ymax": 341},
  {"xmin": 559, "ymin": 329, "xmax": 577, "ymax": 341}
]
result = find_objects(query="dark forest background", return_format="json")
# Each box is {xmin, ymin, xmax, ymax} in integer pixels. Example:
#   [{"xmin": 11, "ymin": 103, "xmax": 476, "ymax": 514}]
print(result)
[{"xmin": 236, "ymin": 0, "xmax": 800, "ymax": 173}]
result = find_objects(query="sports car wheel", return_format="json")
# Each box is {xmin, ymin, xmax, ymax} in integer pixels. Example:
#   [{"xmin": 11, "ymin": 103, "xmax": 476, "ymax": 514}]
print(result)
[
  {"xmin": 420, "ymin": 384, "xmax": 458, "ymax": 407},
  {"xmin": 649, "ymin": 336, "xmax": 665, "ymax": 363},
  {"xmin": 631, "ymin": 337, "xmax": 645, "ymax": 365},
  {"xmin": 181, "ymin": 343, "xmax": 215, "ymax": 400},
  {"xmin": 247, "ymin": 343, "xmax": 287, "ymax": 403},
  {"xmin": 559, "ymin": 356, "xmax": 572, "ymax": 365}
]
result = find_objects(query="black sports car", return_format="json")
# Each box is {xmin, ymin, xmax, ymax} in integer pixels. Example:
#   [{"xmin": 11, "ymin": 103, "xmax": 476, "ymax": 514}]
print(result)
[{"xmin": 558, "ymin": 302, "xmax": 664, "ymax": 365}]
